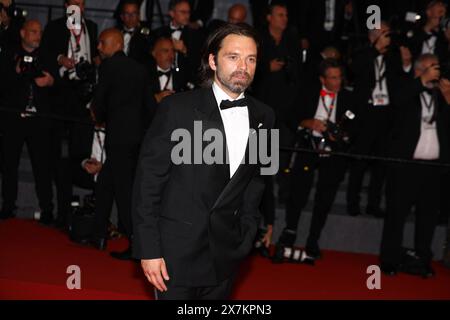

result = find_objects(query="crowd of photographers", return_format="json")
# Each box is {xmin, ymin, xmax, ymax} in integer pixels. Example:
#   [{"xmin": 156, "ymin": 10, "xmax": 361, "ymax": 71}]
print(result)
[{"xmin": 1, "ymin": 0, "xmax": 450, "ymax": 275}]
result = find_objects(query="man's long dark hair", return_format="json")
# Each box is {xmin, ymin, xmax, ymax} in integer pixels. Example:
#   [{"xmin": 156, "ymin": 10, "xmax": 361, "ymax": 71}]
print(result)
[{"xmin": 199, "ymin": 22, "xmax": 260, "ymax": 87}]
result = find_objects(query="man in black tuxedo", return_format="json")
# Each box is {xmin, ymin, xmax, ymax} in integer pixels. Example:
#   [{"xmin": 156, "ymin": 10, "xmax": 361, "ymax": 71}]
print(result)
[
  {"xmin": 346, "ymin": 21, "xmax": 410, "ymax": 218},
  {"xmin": 380, "ymin": 53, "xmax": 450, "ymax": 277},
  {"xmin": 118, "ymin": 0, "xmax": 152, "ymax": 65},
  {"xmin": 90, "ymin": 28, "xmax": 155, "ymax": 259},
  {"xmin": 0, "ymin": 20, "xmax": 55, "ymax": 222},
  {"xmin": 133, "ymin": 23, "xmax": 275, "ymax": 300},
  {"xmin": 153, "ymin": 0, "xmax": 204, "ymax": 85},
  {"xmin": 40, "ymin": 0, "xmax": 98, "ymax": 227},
  {"xmin": 274, "ymin": 59, "xmax": 355, "ymax": 263},
  {"xmin": 408, "ymin": 1, "xmax": 449, "ymax": 63},
  {"xmin": 148, "ymin": 35, "xmax": 189, "ymax": 103}
]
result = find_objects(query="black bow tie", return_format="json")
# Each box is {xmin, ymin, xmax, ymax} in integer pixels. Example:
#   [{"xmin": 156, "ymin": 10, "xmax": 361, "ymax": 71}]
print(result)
[
  {"xmin": 123, "ymin": 29, "xmax": 134, "ymax": 35},
  {"xmin": 171, "ymin": 27, "xmax": 183, "ymax": 34},
  {"xmin": 157, "ymin": 70, "xmax": 172, "ymax": 77},
  {"xmin": 220, "ymin": 98, "xmax": 248, "ymax": 110}
]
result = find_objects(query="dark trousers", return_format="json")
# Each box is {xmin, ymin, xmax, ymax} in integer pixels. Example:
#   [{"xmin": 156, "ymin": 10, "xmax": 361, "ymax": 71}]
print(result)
[
  {"xmin": 380, "ymin": 163, "xmax": 441, "ymax": 265},
  {"xmin": 1, "ymin": 119, "xmax": 53, "ymax": 213},
  {"xmin": 156, "ymin": 274, "xmax": 236, "ymax": 300},
  {"xmin": 284, "ymin": 152, "xmax": 347, "ymax": 252},
  {"xmin": 92, "ymin": 145, "xmax": 138, "ymax": 239},
  {"xmin": 347, "ymin": 109, "xmax": 391, "ymax": 212}
]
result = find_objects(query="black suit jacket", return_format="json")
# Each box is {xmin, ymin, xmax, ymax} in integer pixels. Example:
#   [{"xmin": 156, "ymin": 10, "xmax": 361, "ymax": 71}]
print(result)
[
  {"xmin": 92, "ymin": 51, "xmax": 156, "ymax": 149},
  {"xmin": 408, "ymin": 27, "xmax": 449, "ymax": 63},
  {"xmin": 40, "ymin": 17, "xmax": 97, "ymax": 79},
  {"xmin": 389, "ymin": 77, "xmax": 450, "ymax": 162},
  {"xmin": 132, "ymin": 87, "xmax": 275, "ymax": 286},
  {"xmin": 351, "ymin": 46, "xmax": 405, "ymax": 120},
  {"xmin": 122, "ymin": 27, "xmax": 152, "ymax": 65}
]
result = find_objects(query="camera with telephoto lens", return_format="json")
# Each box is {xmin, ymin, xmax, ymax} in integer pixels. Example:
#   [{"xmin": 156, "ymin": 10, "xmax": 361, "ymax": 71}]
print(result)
[
  {"xmin": 17, "ymin": 53, "xmax": 44, "ymax": 79},
  {"xmin": 298, "ymin": 110, "xmax": 355, "ymax": 153},
  {"xmin": 0, "ymin": 3, "xmax": 27, "ymax": 19},
  {"xmin": 75, "ymin": 57, "xmax": 97, "ymax": 103}
]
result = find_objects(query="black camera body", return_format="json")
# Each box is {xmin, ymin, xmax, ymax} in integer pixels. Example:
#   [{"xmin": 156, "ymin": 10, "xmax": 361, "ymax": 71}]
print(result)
[
  {"xmin": 0, "ymin": 3, "xmax": 27, "ymax": 20},
  {"xmin": 68, "ymin": 194, "xmax": 96, "ymax": 243},
  {"xmin": 17, "ymin": 54, "xmax": 44, "ymax": 79},
  {"xmin": 74, "ymin": 57, "xmax": 97, "ymax": 103}
]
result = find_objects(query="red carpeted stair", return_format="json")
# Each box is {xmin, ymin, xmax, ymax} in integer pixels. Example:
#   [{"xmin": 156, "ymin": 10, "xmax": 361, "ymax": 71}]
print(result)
[{"xmin": 1, "ymin": 219, "xmax": 449, "ymax": 300}]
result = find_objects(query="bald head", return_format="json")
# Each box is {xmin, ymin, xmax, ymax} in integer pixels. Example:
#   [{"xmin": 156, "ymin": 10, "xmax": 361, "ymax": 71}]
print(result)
[
  {"xmin": 20, "ymin": 20, "xmax": 42, "ymax": 51},
  {"xmin": 228, "ymin": 4, "xmax": 247, "ymax": 24},
  {"xmin": 97, "ymin": 28, "xmax": 124, "ymax": 59}
]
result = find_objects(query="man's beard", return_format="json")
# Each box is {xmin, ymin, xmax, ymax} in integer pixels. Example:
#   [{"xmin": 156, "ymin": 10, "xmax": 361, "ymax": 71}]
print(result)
[{"xmin": 216, "ymin": 68, "xmax": 253, "ymax": 94}]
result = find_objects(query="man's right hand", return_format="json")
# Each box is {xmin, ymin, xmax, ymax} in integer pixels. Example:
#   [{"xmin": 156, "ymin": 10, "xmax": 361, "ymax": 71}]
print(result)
[
  {"xmin": 420, "ymin": 64, "xmax": 440, "ymax": 86},
  {"xmin": 141, "ymin": 258, "xmax": 170, "ymax": 292},
  {"xmin": 155, "ymin": 90, "xmax": 175, "ymax": 103},
  {"xmin": 58, "ymin": 55, "xmax": 76, "ymax": 69},
  {"xmin": 300, "ymin": 119, "xmax": 327, "ymax": 132},
  {"xmin": 270, "ymin": 59, "xmax": 285, "ymax": 72}
]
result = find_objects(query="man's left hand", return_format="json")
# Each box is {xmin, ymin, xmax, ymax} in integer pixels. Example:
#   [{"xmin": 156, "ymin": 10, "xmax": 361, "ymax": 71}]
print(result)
[{"xmin": 34, "ymin": 71, "xmax": 54, "ymax": 87}]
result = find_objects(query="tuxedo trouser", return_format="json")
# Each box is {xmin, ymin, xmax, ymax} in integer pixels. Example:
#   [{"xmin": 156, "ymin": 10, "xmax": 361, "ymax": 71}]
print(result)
[
  {"xmin": 155, "ymin": 274, "xmax": 236, "ymax": 300},
  {"xmin": 1, "ymin": 119, "xmax": 53, "ymax": 213},
  {"xmin": 380, "ymin": 163, "xmax": 441, "ymax": 265},
  {"xmin": 92, "ymin": 145, "xmax": 138, "ymax": 239},
  {"xmin": 284, "ymin": 152, "xmax": 347, "ymax": 251},
  {"xmin": 347, "ymin": 108, "xmax": 391, "ymax": 212}
]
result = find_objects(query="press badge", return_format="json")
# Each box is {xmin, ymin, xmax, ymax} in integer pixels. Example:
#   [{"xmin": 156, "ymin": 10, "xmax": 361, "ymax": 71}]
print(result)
[{"xmin": 372, "ymin": 87, "xmax": 390, "ymax": 106}]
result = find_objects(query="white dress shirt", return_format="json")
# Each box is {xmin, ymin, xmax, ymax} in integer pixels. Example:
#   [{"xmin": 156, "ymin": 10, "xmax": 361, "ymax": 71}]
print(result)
[
  {"xmin": 157, "ymin": 66, "xmax": 174, "ymax": 91},
  {"xmin": 212, "ymin": 82, "xmax": 250, "ymax": 178},
  {"xmin": 421, "ymin": 33, "xmax": 437, "ymax": 54},
  {"xmin": 313, "ymin": 87, "xmax": 337, "ymax": 137},
  {"xmin": 123, "ymin": 28, "xmax": 135, "ymax": 56},
  {"xmin": 413, "ymin": 92, "xmax": 440, "ymax": 160},
  {"xmin": 324, "ymin": 0, "xmax": 336, "ymax": 31},
  {"xmin": 60, "ymin": 20, "xmax": 91, "ymax": 80}
]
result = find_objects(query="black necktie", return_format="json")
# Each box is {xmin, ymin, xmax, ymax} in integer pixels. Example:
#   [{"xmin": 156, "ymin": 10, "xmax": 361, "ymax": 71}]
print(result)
[
  {"xmin": 157, "ymin": 70, "xmax": 172, "ymax": 77},
  {"xmin": 220, "ymin": 98, "xmax": 248, "ymax": 110}
]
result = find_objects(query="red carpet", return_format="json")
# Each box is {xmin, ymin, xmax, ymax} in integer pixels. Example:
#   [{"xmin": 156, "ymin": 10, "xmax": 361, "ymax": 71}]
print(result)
[{"xmin": 1, "ymin": 219, "xmax": 449, "ymax": 300}]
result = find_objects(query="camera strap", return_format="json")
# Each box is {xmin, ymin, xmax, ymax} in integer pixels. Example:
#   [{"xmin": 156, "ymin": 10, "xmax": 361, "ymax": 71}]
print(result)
[
  {"xmin": 420, "ymin": 92, "xmax": 436, "ymax": 124},
  {"xmin": 374, "ymin": 56, "xmax": 386, "ymax": 90},
  {"xmin": 320, "ymin": 95, "xmax": 336, "ymax": 122}
]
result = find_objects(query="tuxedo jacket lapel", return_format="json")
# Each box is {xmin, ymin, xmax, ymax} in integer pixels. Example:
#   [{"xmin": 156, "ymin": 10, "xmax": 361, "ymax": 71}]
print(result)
[{"xmin": 210, "ymin": 96, "xmax": 266, "ymax": 212}]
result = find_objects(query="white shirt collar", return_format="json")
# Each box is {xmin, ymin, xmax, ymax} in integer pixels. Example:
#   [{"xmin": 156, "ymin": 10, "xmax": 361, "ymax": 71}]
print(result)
[
  {"xmin": 157, "ymin": 65, "xmax": 171, "ymax": 73},
  {"xmin": 212, "ymin": 81, "xmax": 245, "ymax": 109}
]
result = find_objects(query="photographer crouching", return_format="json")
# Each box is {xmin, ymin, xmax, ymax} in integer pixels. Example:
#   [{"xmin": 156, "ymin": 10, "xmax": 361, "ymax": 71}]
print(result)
[{"xmin": 0, "ymin": 20, "xmax": 55, "ymax": 221}]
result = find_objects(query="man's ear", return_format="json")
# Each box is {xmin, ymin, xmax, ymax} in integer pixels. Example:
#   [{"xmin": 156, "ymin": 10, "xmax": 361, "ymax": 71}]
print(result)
[
  {"xmin": 208, "ymin": 53, "xmax": 217, "ymax": 71},
  {"xmin": 20, "ymin": 29, "xmax": 25, "ymax": 39},
  {"xmin": 169, "ymin": 10, "xmax": 175, "ymax": 20},
  {"xmin": 319, "ymin": 76, "xmax": 325, "ymax": 86}
]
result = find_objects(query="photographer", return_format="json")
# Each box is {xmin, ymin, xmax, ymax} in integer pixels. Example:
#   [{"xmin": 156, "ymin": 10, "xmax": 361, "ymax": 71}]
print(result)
[
  {"xmin": 0, "ymin": 20, "xmax": 55, "ymax": 222},
  {"xmin": 273, "ymin": 59, "xmax": 355, "ymax": 264},
  {"xmin": 380, "ymin": 53, "xmax": 450, "ymax": 278},
  {"xmin": 255, "ymin": 3, "xmax": 300, "ymax": 206},
  {"xmin": 346, "ymin": 21, "xmax": 408, "ymax": 218},
  {"xmin": 409, "ymin": 1, "xmax": 448, "ymax": 63},
  {"xmin": 40, "ymin": 0, "xmax": 98, "ymax": 227}
]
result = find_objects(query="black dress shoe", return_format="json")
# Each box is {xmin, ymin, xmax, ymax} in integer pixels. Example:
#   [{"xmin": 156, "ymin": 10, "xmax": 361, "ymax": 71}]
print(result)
[
  {"xmin": 89, "ymin": 238, "xmax": 107, "ymax": 251},
  {"xmin": 110, "ymin": 246, "xmax": 133, "ymax": 260},
  {"xmin": 380, "ymin": 263, "xmax": 398, "ymax": 276},
  {"xmin": 400, "ymin": 258, "xmax": 435, "ymax": 278}
]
